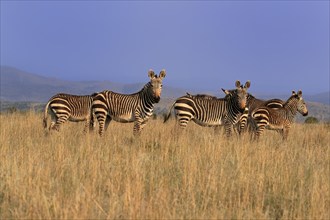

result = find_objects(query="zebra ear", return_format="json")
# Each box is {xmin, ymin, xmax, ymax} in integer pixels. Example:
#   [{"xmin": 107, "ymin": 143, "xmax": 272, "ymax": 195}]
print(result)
[
  {"xmin": 159, "ymin": 69, "xmax": 166, "ymax": 79},
  {"xmin": 244, "ymin": 81, "xmax": 251, "ymax": 89},
  {"xmin": 292, "ymin": 90, "xmax": 296, "ymax": 96},
  {"xmin": 148, "ymin": 69, "xmax": 155, "ymax": 79},
  {"xmin": 235, "ymin": 80, "xmax": 241, "ymax": 88},
  {"xmin": 221, "ymin": 88, "xmax": 229, "ymax": 95},
  {"xmin": 297, "ymin": 90, "xmax": 302, "ymax": 97}
]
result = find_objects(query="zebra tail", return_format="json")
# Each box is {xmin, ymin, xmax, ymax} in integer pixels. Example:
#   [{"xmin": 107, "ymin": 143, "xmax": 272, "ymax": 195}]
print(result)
[
  {"xmin": 163, "ymin": 102, "xmax": 175, "ymax": 123},
  {"xmin": 43, "ymin": 101, "xmax": 50, "ymax": 129}
]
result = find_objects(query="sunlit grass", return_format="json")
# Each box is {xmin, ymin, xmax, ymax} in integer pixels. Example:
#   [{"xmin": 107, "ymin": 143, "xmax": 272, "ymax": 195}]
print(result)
[{"xmin": 0, "ymin": 111, "xmax": 329, "ymax": 219}]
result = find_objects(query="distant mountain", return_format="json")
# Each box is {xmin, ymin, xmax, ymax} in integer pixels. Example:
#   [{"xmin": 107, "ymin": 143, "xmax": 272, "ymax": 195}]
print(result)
[
  {"xmin": 304, "ymin": 92, "xmax": 329, "ymax": 105},
  {"xmin": 254, "ymin": 92, "xmax": 329, "ymax": 106},
  {"xmin": 0, "ymin": 66, "xmax": 187, "ymax": 102}
]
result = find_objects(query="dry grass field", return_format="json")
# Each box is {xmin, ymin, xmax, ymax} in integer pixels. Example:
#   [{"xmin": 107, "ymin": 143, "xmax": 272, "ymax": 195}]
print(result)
[{"xmin": 0, "ymin": 111, "xmax": 329, "ymax": 219}]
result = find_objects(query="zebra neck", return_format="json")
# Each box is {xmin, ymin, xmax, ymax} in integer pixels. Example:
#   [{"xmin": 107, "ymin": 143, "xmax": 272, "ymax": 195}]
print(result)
[
  {"xmin": 284, "ymin": 98, "xmax": 298, "ymax": 119},
  {"xmin": 138, "ymin": 85, "xmax": 157, "ymax": 110},
  {"xmin": 228, "ymin": 99, "xmax": 245, "ymax": 114},
  {"xmin": 247, "ymin": 94, "xmax": 256, "ymax": 102},
  {"xmin": 139, "ymin": 88, "xmax": 157, "ymax": 104},
  {"xmin": 248, "ymin": 96, "xmax": 263, "ymax": 109},
  {"xmin": 142, "ymin": 93, "xmax": 155, "ymax": 106}
]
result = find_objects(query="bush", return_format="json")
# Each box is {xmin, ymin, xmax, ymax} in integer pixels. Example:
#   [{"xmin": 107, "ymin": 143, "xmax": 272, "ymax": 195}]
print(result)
[
  {"xmin": 305, "ymin": 116, "xmax": 319, "ymax": 124},
  {"xmin": 7, "ymin": 107, "xmax": 18, "ymax": 114}
]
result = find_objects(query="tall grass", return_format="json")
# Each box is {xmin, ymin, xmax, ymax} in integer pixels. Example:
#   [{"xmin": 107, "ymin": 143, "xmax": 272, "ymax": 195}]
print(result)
[{"xmin": 0, "ymin": 111, "xmax": 329, "ymax": 219}]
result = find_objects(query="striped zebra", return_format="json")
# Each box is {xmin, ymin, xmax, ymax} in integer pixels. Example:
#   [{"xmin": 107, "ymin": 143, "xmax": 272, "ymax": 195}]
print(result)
[
  {"xmin": 43, "ymin": 93, "xmax": 97, "ymax": 133},
  {"xmin": 251, "ymin": 90, "xmax": 308, "ymax": 140},
  {"xmin": 92, "ymin": 69, "xmax": 166, "ymax": 136},
  {"xmin": 163, "ymin": 80, "xmax": 251, "ymax": 137},
  {"xmin": 236, "ymin": 93, "xmax": 285, "ymax": 133}
]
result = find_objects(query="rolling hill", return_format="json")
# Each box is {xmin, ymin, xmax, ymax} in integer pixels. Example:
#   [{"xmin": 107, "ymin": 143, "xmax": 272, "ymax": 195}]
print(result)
[{"xmin": 0, "ymin": 66, "xmax": 187, "ymax": 102}]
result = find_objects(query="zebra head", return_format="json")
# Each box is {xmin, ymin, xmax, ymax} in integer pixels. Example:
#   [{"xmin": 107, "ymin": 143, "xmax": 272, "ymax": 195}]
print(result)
[
  {"xmin": 292, "ymin": 90, "xmax": 308, "ymax": 116},
  {"xmin": 222, "ymin": 80, "xmax": 250, "ymax": 110},
  {"xmin": 147, "ymin": 69, "xmax": 166, "ymax": 103}
]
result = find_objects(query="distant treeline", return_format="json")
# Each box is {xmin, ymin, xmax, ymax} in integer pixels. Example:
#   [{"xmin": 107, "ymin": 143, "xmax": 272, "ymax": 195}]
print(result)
[{"xmin": 0, "ymin": 101, "xmax": 45, "ymax": 113}]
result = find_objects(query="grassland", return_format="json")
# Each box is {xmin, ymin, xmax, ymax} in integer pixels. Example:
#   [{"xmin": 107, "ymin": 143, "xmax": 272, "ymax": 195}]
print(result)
[{"xmin": 0, "ymin": 111, "xmax": 329, "ymax": 219}]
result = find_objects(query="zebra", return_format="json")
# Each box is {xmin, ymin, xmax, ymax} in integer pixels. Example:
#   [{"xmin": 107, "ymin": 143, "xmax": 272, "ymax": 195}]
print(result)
[
  {"xmin": 251, "ymin": 90, "xmax": 308, "ymax": 140},
  {"xmin": 92, "ymin": 69, "xmax": 166, "ymax": 136},
  {"xmin": 238, "ymin": 94, "xmax": 285, "ymax": 133},
  {"xmin": 43, "ymin": 93, "xmax": 97, "ymax": 133},
  {"xmin": 186, "ymin": 91, "xmax": 249, "ymax": 135},
  {"xmin": 163, "ymin": 80, "xmax": 251, "ymax": 137}
]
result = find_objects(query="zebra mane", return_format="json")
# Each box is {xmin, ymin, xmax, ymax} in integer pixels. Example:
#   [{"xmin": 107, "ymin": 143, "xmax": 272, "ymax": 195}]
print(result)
[
  {"xmin": 141, "ymin": 81, "xmax": 152, "ymax": 90},
  {"xmin": 283, "ymin": 93, "xmax": 299, "ymax": 107},
  {"xmin": 91, "ymin": 93, "xmax": 98, "ymax": 97},
  {"xmin": 247, "ymin": 93, "xmax": 256, "ymax": 99}
]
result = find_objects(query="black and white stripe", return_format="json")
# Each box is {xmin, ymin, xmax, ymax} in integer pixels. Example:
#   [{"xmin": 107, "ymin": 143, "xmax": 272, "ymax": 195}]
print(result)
[
  {"xmin": 43, "ymin": 93, "xmax": 97, "ymax": 133},
  {"xmin": 237, "ymin": 94, "xmax": 285, "ymax": 133},
  {"xmin": 251, "ymin": 90, "xmax": 308, "ymax": 140},
  {"xmin": 92, "ymin": 69, "xmax": 166, "ymax": 136},
  {"xmin": 164, "ymin": 81, "xmax": 250, "ymax": 137}
]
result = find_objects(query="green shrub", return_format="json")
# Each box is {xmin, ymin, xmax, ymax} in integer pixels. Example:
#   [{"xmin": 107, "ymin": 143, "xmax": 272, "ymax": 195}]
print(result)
[{"xmin": 305, "ymin": 116, "xmax": 319, "ymax": 124}]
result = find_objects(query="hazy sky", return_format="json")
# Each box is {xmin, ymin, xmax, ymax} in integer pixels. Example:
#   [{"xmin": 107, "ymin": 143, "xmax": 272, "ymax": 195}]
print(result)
[{"xmin": 1, "ymin": 1, "xmax": 329, "ymax": 94}]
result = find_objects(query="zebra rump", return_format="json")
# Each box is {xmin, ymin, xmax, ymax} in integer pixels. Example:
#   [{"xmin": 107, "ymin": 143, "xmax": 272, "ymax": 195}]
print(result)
[{"xmin": 43, "ymin": 93, "xmax": 97, "ymax": 132}]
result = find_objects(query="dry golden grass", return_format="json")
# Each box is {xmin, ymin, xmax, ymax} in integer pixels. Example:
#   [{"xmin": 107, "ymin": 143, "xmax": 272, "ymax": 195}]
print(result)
[{"xmin": 0, "ymin": 111, "xmax": 329, "ymax": 219}]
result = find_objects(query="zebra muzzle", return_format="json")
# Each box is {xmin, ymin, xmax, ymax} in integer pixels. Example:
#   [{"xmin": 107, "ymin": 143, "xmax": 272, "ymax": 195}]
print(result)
[
  {"xmin": 154, "ymin": 96, "xmax": 160, "ymax": 103},
  {"xmin": 240, "ymin": 102, "xmax": 246, "ymax": 109}
]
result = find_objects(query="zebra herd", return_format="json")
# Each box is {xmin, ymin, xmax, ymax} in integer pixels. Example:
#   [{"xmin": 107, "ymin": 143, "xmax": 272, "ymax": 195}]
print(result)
[{"xmin": 43, "ymin": 69, "xmax": 308, "ymax": 140}]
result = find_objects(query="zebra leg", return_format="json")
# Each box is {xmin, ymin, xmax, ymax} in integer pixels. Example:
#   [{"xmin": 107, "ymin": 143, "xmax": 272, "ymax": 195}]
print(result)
[
  {"xmin": 88, "ymin": 113, "xmax": 96, "ymax": 132},
  {"xmin": 214, "ymin": 125, "xmax": 222, "ymax": 134},
  {"xmin": 282, "ymin": 127, "xmax": 290, "ymax": 140},
  {"xmin": 252, "ymin": 111, "xmax": 269, "ymax": 140},
  {"xmin": 133, "ymin": 114, "xmax": 150, "ymax": 135},
  {"xmin": 96, "ymin": 114, "xmax": 107, "ymax": 137},
  {"xmin": 83, "ymin": 120, "xmax": 89, "ymax": 134},
  {"xmin": 133, "ymin": 120, "xmax": 143, "ymax": 136},
  {"xmin": 254, "ymin": 124, "xmax": 266, "ymax": 140},
  {"xmin": 139, "ymin": 119, "xmax": 149, "ymax": 131},
  {"xmin": 49, "ymin": 121, "xmax": 56, "ymax": 130},
  {"xmin": 224, "ymin": 122, "xmax": 233, "ymax": 137},
  {"xmin": 48, "ymin": 110, "xmax": 58, "ymax": 131},
  {"xmin": 237, "ymin": 109, "xmax": 249, "ymax": 135},
  {"xmin": 83, "ymin": 112, "xmax": 93, "ymax": 134},
  {"xmin": 247, "ymin": 119, "xmax": 256, "ymax": 140},
  {"xmin": 104, "ymin": 115, "xmax": 112, "ymax": 131},
  {"xmin": 52, "ymin": 115, "xmax": 69, "ymax": 131},
  {"xmin": 49, "ymin": 113, "xmax": 56, "ymax": 131},
  {"xmin": 178, "ymin": 116, "xmax": 191, "ymax": 129}
]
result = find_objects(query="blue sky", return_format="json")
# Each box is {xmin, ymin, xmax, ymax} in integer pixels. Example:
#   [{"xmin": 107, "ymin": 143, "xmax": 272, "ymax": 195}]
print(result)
[{"xmin": 1, "ymin": 1, "xmax": 329, "ymax": 95}]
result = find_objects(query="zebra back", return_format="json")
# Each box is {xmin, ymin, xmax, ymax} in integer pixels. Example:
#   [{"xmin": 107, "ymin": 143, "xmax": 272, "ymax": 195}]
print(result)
[{"xmin": 246, "ymin": 94, "xmax": 284, "ymax": 112}]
